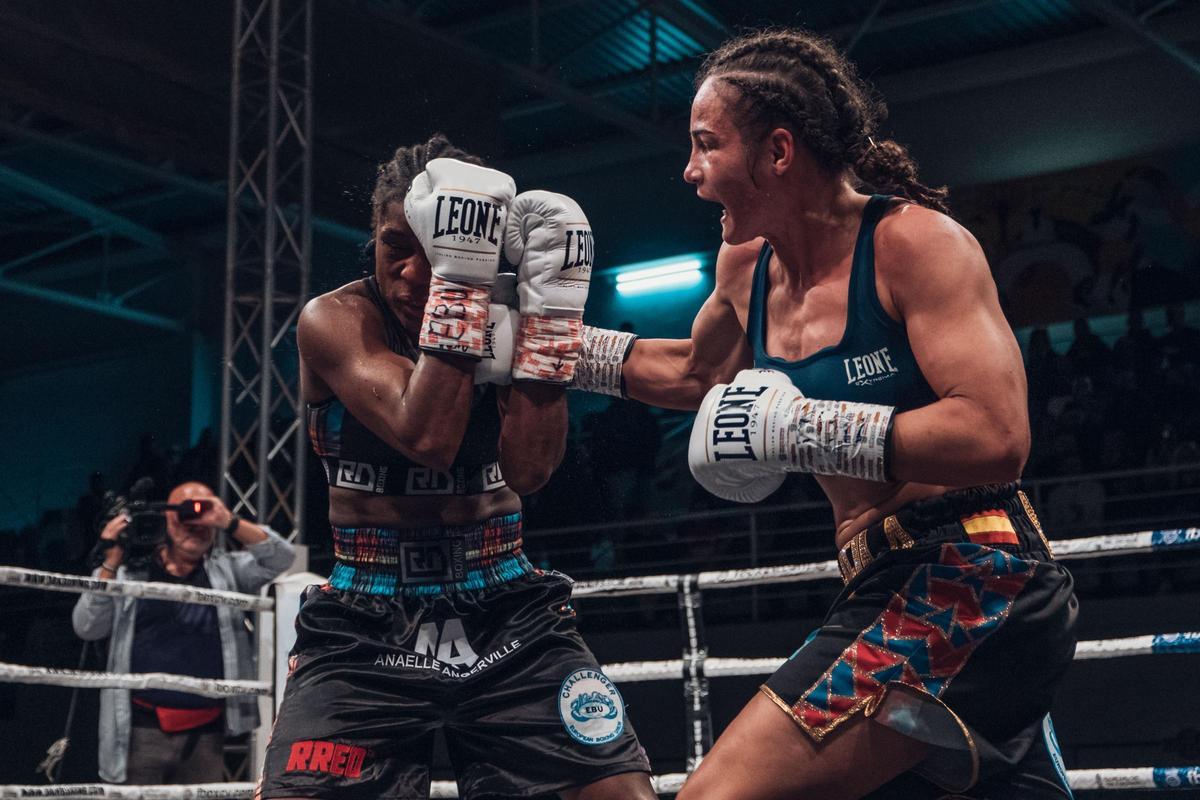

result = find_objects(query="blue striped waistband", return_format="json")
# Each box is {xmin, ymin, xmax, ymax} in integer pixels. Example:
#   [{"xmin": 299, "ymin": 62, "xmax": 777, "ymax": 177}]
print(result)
[{"xmin": 328, "ymin": 512, "xmax": 532, "ymax": 596}]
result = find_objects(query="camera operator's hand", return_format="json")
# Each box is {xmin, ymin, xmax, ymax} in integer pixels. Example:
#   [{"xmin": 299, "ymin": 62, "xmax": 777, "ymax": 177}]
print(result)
[
  {"xmin": 188, "ymin": 495, "xmax": 268, "ymax": 546},
  {"xmin": 97, "ymin": 514, "xmax": 128, "ymax": 575}
]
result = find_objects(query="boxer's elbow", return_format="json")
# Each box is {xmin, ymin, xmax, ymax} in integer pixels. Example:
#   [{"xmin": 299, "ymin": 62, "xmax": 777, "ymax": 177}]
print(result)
[
  {"xmin": 981, "ymin": 421, "xmax": 1029, "ymax": 481},
  {"xmin": 403, "ymin": 434, "xmax": 459, "ymax": 473},
  {"xmin": 388, "ymin": 414, "xmax": 465, "ymax": 472},
  {"xmin": 500, "ymin": 453, "xmax": 557, "ymax": 495},
  {"xmin": 504, "ymin": 464, "xmax": 554, "ymax": 496},
  {"xmin": 989, "ymin": 441, "xmax": 1027, "ymax": 482}
]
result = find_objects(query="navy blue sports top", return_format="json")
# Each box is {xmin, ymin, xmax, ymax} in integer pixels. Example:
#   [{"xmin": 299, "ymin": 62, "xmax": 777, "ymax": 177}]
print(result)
[
  {"xmin": 747, "ymin": 195, "xmax": 937, "ymax": 412},
  {"xmin": 306, "ymin": 276, "xmax": 505, "ymax": 496}
]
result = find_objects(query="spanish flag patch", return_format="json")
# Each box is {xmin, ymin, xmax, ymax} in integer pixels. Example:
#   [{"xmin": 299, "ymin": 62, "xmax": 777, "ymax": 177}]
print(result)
[{"xmin": 961, "ymin": 510, "xmax": 1019, "ymax": 545}]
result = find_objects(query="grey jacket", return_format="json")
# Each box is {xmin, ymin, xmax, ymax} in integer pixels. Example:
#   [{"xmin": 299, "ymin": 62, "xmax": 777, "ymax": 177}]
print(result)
[{"xmin": 71, "ymin": 529, "xmax": 295, "ymax": 783}]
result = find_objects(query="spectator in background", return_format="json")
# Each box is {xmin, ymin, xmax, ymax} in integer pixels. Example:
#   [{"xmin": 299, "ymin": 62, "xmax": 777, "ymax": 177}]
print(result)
[
  {"xmin": 72, "ymin": 481, "xmax": 294, "ymax": 785},
  {"xmin": 588, "ymin": 323, "xmax": 663, "ymax": 522},
  {"xmin": 1024, "ymin": 327, "xmax": 1067, "ymax": 414},
  {"xmin": 1066, "ymin": 316, "xmax": 1110, "ymax": 379},
  {"xmin": 1112, "ymin": 307, "xmax": 1158, "ymax": 376},
  {"xmin": 172, "ymin": 427, "xmax": 218, "ymax": 487},
  {"xmin": 125, "ymin": 434, "xmax": 168, "ymax": 496},
  {"xmin": 1042, "ymin": 450, "xmax": 1106, "ymax": 532},
  {"xmin": 1158, "ymin": 303, "xmax": 1200, "ymax": 371},
  {"xmin": 71, "ymin": 471, "xmax": 108, "ymax": 569}
]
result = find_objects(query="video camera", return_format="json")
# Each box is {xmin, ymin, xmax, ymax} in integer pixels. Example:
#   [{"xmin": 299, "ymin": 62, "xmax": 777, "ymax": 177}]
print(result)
[{"xmin": 89, "ymin": 478, "xmax": 214, "ymax": 570}]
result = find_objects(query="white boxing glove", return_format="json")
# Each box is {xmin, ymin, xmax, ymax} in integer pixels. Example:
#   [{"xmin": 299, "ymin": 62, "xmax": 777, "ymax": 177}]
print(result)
[
  {"xmin": 688, "ymin": 369, "xmax": 799, "ymax": 503},
  {"xmin": 404, "ymin": 158, "xmax": 516, "ymax": 359},
  {"xmin": 503, "ymin": 190, "xmax": 592, "ymax": 383},
  {"xmin": 405, "ymin": 158, "xmax": 514, "ymax": 285},
  {"xmin": 476, "ymin": 274, "xmax": 518, "ymax": 385},
  {"xmin": 689, "ymin": 368, "xmax": 897, "ymax": 503}
]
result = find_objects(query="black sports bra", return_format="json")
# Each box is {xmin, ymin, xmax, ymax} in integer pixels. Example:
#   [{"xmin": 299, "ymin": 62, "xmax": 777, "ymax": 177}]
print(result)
[{"xmin": 305, "ymin": 277, "xmax": 504, "ymax": 496}]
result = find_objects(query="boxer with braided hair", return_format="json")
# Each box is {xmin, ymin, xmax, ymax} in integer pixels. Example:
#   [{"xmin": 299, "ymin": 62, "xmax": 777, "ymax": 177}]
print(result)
[
  {"xmin": 573, "ymin": 29, "xmax": 1076, "ymax": 800},
  {"xmin": 696, "ymin": 27, "xmax": 949, "ymax": 213},
  {"xmin": 258, "ymin": 134, "xmax": 654, "ymax": 800}
]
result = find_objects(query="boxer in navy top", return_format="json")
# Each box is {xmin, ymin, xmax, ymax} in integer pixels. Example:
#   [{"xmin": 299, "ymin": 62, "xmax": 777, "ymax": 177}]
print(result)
[{"xmin": 571, "ymin": 29, "xmax": 1077, "ymax": 800}]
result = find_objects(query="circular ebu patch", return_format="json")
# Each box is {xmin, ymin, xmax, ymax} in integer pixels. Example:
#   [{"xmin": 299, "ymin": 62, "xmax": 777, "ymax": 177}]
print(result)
[{"xmin": 558, "ymin": 668, "xmax": 625, "ymax": 745}]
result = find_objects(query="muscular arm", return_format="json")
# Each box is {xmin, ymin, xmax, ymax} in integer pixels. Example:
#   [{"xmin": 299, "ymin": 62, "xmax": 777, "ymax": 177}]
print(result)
[
  {"xmin": 884, "ymin": 209, "xmax": 1030, "ymax": 485},
  {"xmin": 297, "ymin": 292, "xmax": 475, "ymax": 471},
  {"xmin": 496, "ymin": 384, "xmax": 567, "ymax": 494},
  {"xmin": 622, "ymin": 242, "xmax": 755, "ymax": 410}
]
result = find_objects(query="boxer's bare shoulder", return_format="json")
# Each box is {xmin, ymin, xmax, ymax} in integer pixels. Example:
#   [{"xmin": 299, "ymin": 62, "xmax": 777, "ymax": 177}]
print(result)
[
  {"xmin": 869, "ymin": 202, "xmax": 992, "ymax": 325},
  {"xmin": 714, "ymin": 237, "xmax": 764, "ymax": 327},
  {"xmin": 298, "ymin": 282, "xmax": 392, "ymax": 388}
]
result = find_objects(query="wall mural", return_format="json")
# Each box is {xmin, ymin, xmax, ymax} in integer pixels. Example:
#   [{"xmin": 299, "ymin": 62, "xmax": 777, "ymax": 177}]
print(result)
[{"xmin": 954, "ymin": 149, "xmax": 1200, "ymax": 327}]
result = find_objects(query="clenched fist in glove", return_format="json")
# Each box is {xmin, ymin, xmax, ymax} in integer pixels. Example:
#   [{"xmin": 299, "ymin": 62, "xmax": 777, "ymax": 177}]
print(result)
[
  {"xmin": 404, "ymin": 158, "xmax": 516, "ymax": 360},
  {"xmin": 503, "ymin": 191, "xmax": 593, "ymax": 383},
  {"xmin": 688, "ymin": 369, "xmax": 798, "ymax": 503},
  {"xmin": 688, "ymin": 368, "xmax": 896, "ymax": 503}
]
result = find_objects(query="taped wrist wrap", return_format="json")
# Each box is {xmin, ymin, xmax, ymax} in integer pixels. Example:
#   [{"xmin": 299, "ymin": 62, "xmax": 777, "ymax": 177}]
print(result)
[
  {"xmin": 786, "ymin": 399, "xmax": 895, "ymax": 482},
  {"xmin": 512, "ymin": 315, "xmax": 583, "ymax": 383},
  {"xmin": 570, "ymin": 325, "xmax": 637, "ymax": 397},
  {"xmin": 418, "ymin": 276, "xmax": 491, "ymax": 359}
]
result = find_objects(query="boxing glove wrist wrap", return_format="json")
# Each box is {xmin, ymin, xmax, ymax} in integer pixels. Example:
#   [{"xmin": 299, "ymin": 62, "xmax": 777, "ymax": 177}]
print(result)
[
  {"xmin": 570, "ymin": 325, "xmax": 637, "ymax": 397},
  {"xmin": 418, "ymin": 277, "xmax": 491, "ymax": 360},
  {"xmin": 785, "ymin": 398, "xmax": 895, "ymax": 482},
  {"xmin": 512, "ymin": 315, "xmax": 584, "ymax": 383}
]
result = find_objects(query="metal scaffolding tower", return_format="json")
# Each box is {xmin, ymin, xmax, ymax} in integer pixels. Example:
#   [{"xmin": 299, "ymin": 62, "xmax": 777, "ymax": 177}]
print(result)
[{"xmin": 220, "ymin": 0, "xmax": 313, "ymax": 540}]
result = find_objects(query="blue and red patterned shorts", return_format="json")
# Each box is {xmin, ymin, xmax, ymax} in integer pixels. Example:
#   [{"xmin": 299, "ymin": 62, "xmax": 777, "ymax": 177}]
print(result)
[{"xmin": 763, "ymin": 484, "xmax": 1078, "ymax": 798}]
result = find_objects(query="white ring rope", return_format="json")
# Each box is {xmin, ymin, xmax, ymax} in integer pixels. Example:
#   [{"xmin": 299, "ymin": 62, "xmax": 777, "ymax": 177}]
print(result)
[
  {"xmin": 0, "ymin": 568, "xmax": 273, "ymax": 611},
  {"xmin": 0, "ymin": 663, "xmax": 270, "ymax": 698},
  {"xmin": 572, "ymin": 528, "xmax": 1200, "ymax": 596},
  {"xmin": 600, "ymin": 632, "xmax": 1200, "ymax": 683},
  {"xmin": 571, "ymin": 573, "xmax": 680, "ymax": 597},
  {"xmin": 1075, "ymin": 632, "xmax": 1200, "ymax": 660},
  {"xmin": 5, "ymin": 767, "xmax": 1198, "ymax": 798},
  {"xmin": 0, "ymin": 784, "xmax": 256, "ymax": 799},
  {"xmin": 2, "ymin": 527, "xmax": 1197, "ymax": 796},
  {"xmin": 15, "ymin": 630, "xmax": 1167, "ymax": 697},
  {"xmin": 1068, "ymin": 767, "xmax": 1200, "ymax": 790},
  {"xmin": 2, "ymin": 528, "xmax": 1194, "ymax": 606}
]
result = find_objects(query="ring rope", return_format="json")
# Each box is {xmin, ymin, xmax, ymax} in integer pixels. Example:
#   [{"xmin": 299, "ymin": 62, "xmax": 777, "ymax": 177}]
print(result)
[
  {"xmin": 4, "ymin": 767, "xmax": 1198, "ymax": 799},
  {"xmin": 0, "ymin": 567, "xmax": 273, "ymax": 611},
  {"xmin": 0, "ymin": 663, "xmax": 270, "ymax": 698},
  {"xmin": 2, "ymin": 528, "xmax": 1193, "ymax": 606},
  {"xmin": 1075, "ymin": 632, "xmax": 1200, "ymax": 660},
  {"xmin": 573, "ymin": 528, "xmax": 1200, "ymax": 596},
  {"xmin": 600, "ymin": 632, "xmax": 1200, "ymax": 683},
  {"xmin": 9, "ymin": 629, "xmax": 1185, "ymax": 695},
  {"xmin": 0, "ymin": 784, "xmax": 256, "ymax": 799},
  {"xmin": 3, "ymin": 528, "xmax": 1197, "ymax": 796}
]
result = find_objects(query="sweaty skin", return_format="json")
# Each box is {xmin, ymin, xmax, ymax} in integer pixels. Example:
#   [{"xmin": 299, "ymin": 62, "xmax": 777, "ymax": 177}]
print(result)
[
  {"xmin": 297, "ymin": 200, "xmax": 567, "ymax": 529},
  {"xmin": 622, "ymin": 77, "xmax": 1029, "ymax": 549}
]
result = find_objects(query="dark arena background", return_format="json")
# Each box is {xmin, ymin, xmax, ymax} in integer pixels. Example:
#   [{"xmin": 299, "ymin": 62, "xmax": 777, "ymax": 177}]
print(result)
[{"xmin": 1, "ymin": 1, "xmax": 1199, "ymax": 798}]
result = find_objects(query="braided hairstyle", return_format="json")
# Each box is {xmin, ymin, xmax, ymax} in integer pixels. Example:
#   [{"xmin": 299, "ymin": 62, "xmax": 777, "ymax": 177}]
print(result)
[
  {"xmin": 370, "ymin": 133, "xmax": 485, "ymax": 229},
  {"xmin": 695, "ymin": 28, "xmax": 950, "ymax": 215}
]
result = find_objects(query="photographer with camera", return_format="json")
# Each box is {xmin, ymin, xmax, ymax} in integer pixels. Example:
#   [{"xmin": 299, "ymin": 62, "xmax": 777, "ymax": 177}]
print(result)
[{"xmin": 72, "ymin": 481, "xmax": 295, "ymax": 785}]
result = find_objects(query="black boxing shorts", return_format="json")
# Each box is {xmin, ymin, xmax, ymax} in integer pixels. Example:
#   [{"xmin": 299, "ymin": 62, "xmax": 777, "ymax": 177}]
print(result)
[
  {"xmin": 762, "ymin": 484, "xmax": 1078, "ymax": 798},
  {"xmin": 258, "ymin": 571, "xmax": 650, "ymax": 800}
]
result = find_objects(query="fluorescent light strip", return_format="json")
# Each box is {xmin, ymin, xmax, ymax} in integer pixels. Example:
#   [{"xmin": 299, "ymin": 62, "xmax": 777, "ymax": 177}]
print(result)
[
  {"xmin": 614, "ymin": 258, "xmax": 704, "ymax": 284},
  {"xmin": 615, "ymin": 269, "xmax": 702, "ymax": 295}
]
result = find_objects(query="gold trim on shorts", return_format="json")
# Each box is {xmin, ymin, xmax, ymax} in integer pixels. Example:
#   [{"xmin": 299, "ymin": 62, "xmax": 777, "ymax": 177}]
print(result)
[
  {"xmin": 760, "ymin": 681, "xmax": 981, "ymax": 793},
  {"xmin": 1018, "ymin": 490, "xmax": 1054, "ymax": 557},
  {"xmin": 883, "ymin": 514, "xmax": 915, "ymax": 551}
]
